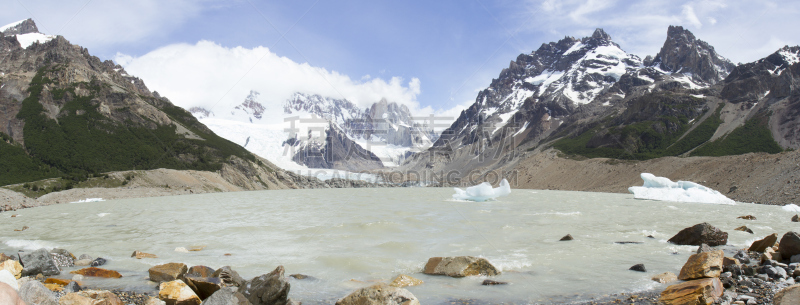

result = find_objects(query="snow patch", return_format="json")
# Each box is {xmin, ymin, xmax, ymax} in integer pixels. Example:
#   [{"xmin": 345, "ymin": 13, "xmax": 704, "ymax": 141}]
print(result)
[
  {"xmin": 563, "ymin": 41, "xmax": 584, "ymax": 55},
  {"xmin": 16, "ymin": 33, "xmax": 56, "ymax": 49},
  {"xmin": 628, "ymin": 173, "xmax": 735, "ymax": 205},
  {"xmin": 452, "ymin": 179, "xmax": 511, "ymax": 202}
]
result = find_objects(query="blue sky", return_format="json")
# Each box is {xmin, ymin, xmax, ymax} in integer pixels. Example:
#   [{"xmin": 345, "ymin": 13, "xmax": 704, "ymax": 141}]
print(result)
[{"xmin": 3, "ymin": 0, "xmax": 800, "ymax": 120}]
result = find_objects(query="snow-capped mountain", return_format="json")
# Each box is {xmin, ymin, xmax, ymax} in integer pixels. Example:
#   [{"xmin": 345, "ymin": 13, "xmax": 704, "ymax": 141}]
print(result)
[
  {"xmin": 646, "ymin": 25, "xmax": 736, "ymax": 85},
  {"xmin": 1, "ymin": 18, "xmax": 56, "ymax": 49}
]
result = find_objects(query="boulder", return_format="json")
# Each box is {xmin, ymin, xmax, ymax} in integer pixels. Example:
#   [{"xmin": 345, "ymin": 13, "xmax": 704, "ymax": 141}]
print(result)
[
  {"xmin": 667, "ymin": 223, "xmax": 728, "ymax": 246},
  {"xmin": 749, "ymin": 233, "xmax": 778, "ymax": 252},
  {"xmin": 185, "ymin": 266, "xmax": 215, "ymax": 278},
  {"xmin": 43, "ymin": 283, "xmax": 62, "ymax": 292},
  {"xmin": 423, "ymin": 256, "xmax": 500, "ymax": 277},
  {"xmin": 150, "ymin": 263, "xmax": 188, "ymax": 283},
  {"xmin": 0, "ymin": 270, "xmax": 18, "ymax": 290},
  {"xmin": 762, "ymin": 250, "xmax": 783, "ymax": 263},
  {"xmin": 184, "ymin": 276, "xmax": 222, "ymax": 300},
  {"xmin": 212, "ymin": 267, "xmax": 245, "ymax": 287},
  {"xmin": 733, "ymin": 250, "xmax": 751, "ymax": 264},
  {"xmin": 44, "ymin": 278, "xmax": 71, "ymax": 286},
  {"xmin": 0, "ymin": 253, "xmax": 15, "ymax": 263},
  {"xmin": 779, "ymin": 232, "xmax": 800, "ymax": 259},
  {"xmin": 0, "ymin": 282, "xmax": 24, "ymax": 305},
  {"xmin": 146, "ymin": 297, "xmax": 167, "ymax": 305},
  {"xmin": 58, "ymin": 292, "xmax": 95, "ymax": 305},
  {"xmin": 90, "ymin": 258, "xmax": 107, "ymax": 267},
  {"xmin": 74, "ymin": 259, "xmax": 92, "ymax": 267},
  {"xmin": 389, "ymin": 274, "xmax": 423, "ymax": 288},
  {"xmin": 76, "ymin": 289, "xmax": 124, "ymax": 305},
  {"xmin": 679, "ymin": 250, "xmax": 724, "ymax": 280},
  {"xmin": 660, "ymin": 278, "xmax": 723, "ymax": 305},
  {"xmin": 696, "ymin": 244, "xmax": 712, "ymax": 253},
  {"xmin": 238, "ymin": 266, "xmax": 290, "ymax": 305},
  {"xmin": 18, "ymin": 280, "xmax": 57, "ymax": 305},
  {"xmin": 335, "ymin": 283, "xmax": 420, "ymax": 305},
  {"xmin": 793, "ymin": 215, "xmax": 800, "ymax": 222},
  {"xmin": 159, "ymin": 280, "xmax": 201, "ymax": 305},
  {"xmin": 70, "ymin": 267, "xmax": 123, "ymax": 278},
  {"xmin": 1, "ymin": 260, "xmax": 22, "ymax": 279},
  {"xmin": 723, "ymin": 257, "xmax": 740, "ymax": 267},
  {"xmin": 19, "ymin": 248, "xmax": 60, "ymax": 276},
  {"xmin": 734, "ymin": 226, "xmax": 754, "ymax": 234},
  {"xmin": 559, "ymin": 234, "xmax": 573, "ymax": 241},
  {"xmin": 775, "ymin": 284, "xmax": 800, "ymax": 305},
  {"xmin": 651, "ymin": 272, "xmax": 678, "ymax": 284},
  {"xmin": 200, "ymin": 287, "xmax": 251, "ymax": 305},
  {"xmin": 64, "ymin": 281, "xmax": 82, "ymax": 293},
  {"xmin": 132, "ymin": 251, "xmax": 158, "ymax": 259},
  {"xmin": 629, "ymin": 264, "xmax": 646, "ymax": 272}
]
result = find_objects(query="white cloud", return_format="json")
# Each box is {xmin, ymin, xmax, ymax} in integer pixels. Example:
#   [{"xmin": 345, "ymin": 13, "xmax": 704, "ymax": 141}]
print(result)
[
  {"xmin": 116, "ymin": 40, "xmax": 463, "ymax": 125},
  {"xmin": 681, "ymin": 4, "xmax": 703, "ymax": 28}
]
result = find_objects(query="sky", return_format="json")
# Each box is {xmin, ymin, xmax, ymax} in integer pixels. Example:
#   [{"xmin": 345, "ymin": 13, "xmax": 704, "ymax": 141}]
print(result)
[{"xmin": 2, "ymin": 0, "xmax": 800, "ymax": 123}]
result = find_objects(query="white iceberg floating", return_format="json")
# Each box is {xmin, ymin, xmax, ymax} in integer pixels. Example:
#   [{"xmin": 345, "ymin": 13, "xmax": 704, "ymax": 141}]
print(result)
[
  {"xmin": 70, "ymin": 198, "xmax": 105, "ymax": 203},
  {"xmin": 628, "ymin": 173, "xmax": 735, "ymax": 205},
  {"xmin": 453, "ymin": 179, "xmax": 511, "ymax": 202},
  {"xmin": 782, "ymin": 204, "xmax": 800, "ymax": 212}
]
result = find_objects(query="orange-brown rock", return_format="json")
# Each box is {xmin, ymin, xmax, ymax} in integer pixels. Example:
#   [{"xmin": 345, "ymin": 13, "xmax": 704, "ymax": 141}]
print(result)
[
  {"xmin": 44, "ymin": 283, "xmax": 63, "ymax": 292},
  {"xmin": 389, "ymin": 274, "xmax": 424, "ymax": 288},
  {"xmin": 0, "ymin": 260, "xmax": 22, "ymax": 279},
  {"xmin": 131, "ymin": 251, "xmax": 158, "ymax": 259},
  {"xmin": 0, "ymin": 253, "xmax": 14, "ymax": 263},
  {"xmin": 660, "ymin": 278, "xmax": 723, "ymax": 305},
  {"xmin": 423, "ymin": 256, "xmax": 500, "ymax": 277},
  {"xmin": 679, "ymin": 250, "xmax": 723, "ymax": 280},
  {"xmin": 722, "ymin": 257, "xmax": 740, "ymax": 266},
  {"xmin": 70, "ymin": 267, "xmax": 123, "ymax": 279},
  {"xmin": 77, "ymin": 289, "xmax": 124, "ymax": 305},
  {"xmin": 149, "ymin": 263, "xmax": 188, "ymax": 283},
  {"xmin": 749, "ymin": 233, "xmax": 778, "ymax": 252},
  {"xmin": 158, "ymin": 280, "xmax": 201, "ymax": 305},
  {"xmin": 44, "ymin": 278, "xmax": 70, "ymax": 285}
]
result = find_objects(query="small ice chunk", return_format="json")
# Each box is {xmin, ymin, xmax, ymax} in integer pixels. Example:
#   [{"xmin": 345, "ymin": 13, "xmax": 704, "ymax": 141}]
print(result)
[
  {"xmin": 628, "ymin": 173, "xmax": 735, "ymax": 205},
  {"xmin": 453, "ymin": 179, "xmax": 511, "ymax": 202},
  {"xmin": 783, "ymin": 204, "xmax": 800, "ymax": 212},
  {"xmin": 70, "ymin": 198, "xmax": 104, "ymax": 203}
]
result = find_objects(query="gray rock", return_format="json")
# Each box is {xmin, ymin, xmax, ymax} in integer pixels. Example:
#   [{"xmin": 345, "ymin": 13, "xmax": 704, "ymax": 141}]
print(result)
[
  {"xmin": 768, "ymin": 266, "xmax": 789, "ymax": 279},
  {"xmin": 697, "ymin": 243, "xmax": 713, "ymax": 253},
  {"xmin": 18, "ymin": 280, "xmax": 57, "ymax": 305},
  {"xmin": 201, "ymin": 287, "xmax": 251, "ymax": 305},
  {"xmin": 780, "ymin": 232, "xmax": 800, "ymax": 259},
  {"xmin": 19, "ymin": 248, "xmax": 60, "ymax": 276},
  {"xmin": 629, "ymin": 264, "xmax": 646, "ymax": 272},
  {"xmin": 50, "ymin": 253, "xmax": 73, "ymax": 268},
  {"xmin": 74, "ymin": 259, "xmax": 92, "ymax": 266},
  {"xmin": 791, "ymin": 254, "xmax": 800, "ymax": 264},
  {"xmin": 775, "ymin": 284, "xmax": 800, "ymax": 305},
  {"xmin": 335, "ymin": 283, "xmax": 419, "ymax": 305},
  {"xmin": 559, "ymin": 234, "xmax": 573, "ymax": 241},
  {"xmin": 667, "ymin": 223, "xmax": 728, "ymax": 246},
  {"xmin": 90, "ymin": 257, "xmax": 107, "ymax": 266},
  {"xmin": 64, "ymin": 281, "xmax": 81, "ymax": 293},
  {"xmin": 734, "ymin": 250, "xmax": 751, "ymax": 264},
  {"xmin": 213, "ymin": 266, "xmax": 246, "ymax": 287},
  {"xmin": 238, "ymin": 266, "xmax": 290, "ymax": 305},
  {"xmin": 78, "ymin": 254, "xmax": 92, "ymax": 260},
  {"xmin": 756, "ymin": 274, "xmax": 770, "ymax": 281}
]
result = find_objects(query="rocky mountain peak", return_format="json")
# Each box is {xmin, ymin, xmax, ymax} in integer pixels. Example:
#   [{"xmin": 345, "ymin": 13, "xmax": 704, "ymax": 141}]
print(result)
[
  {"xmin": 0, "ymin": 18, "xmax": 39, "ymax": 36},
  {"xmin": 651, "ymin": 25, "xmax": 735, "ymax": 84},
  {"xmin": 233, "ymin": 90, "xmax": 266, "ymax": 122},
  {"xmin": 589, "ymin": 28, "xmax": 612, "ymax": 44}
]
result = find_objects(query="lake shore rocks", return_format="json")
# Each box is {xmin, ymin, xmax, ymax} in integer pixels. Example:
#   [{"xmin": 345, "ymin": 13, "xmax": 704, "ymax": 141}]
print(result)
[
  {"xmin": 389, "ymin": 274, "xmax": 423, "ymax": 288},
  {"xmin": 200, "ymin": 287, "xmax": 251, "ymax": 305},
  {"xmin": 19, "ymin": 248, "xmax": 60, "ymax": 277},
  {"xmin": 750, "ymin": 233, "xmax": 779, "ymax": 252},
  {"xmin": 659, "ymin": 278, "xmax": 723, "ymax": 305},
  {"xmin": 70, "ymin": 267, "xmax": 122, "ymax": 278},
  {"xmin": 132, "ymin": 250, "xmax": 158, "ymax": 259},
  {"xmin": 150, "ymin": 263, "xmax": 188, "ymax": 283},
  {"xmin": 335, "ymin": 283, "xmax": 420, "ymax": 305},
  {"xmin": 668, "ymin": 223, "xmax": 728, "ymax": 246},
  {"xmin": 679, "ymin": 250, "xmax": 724, "ymax": 280},
  {"xmin": 423, "ymin": 256, "xmax": 500, "ymax": 277},
  {"xmin": 159, "ymin": 280, "xmax": 201, "ymax": 305},
  {"xmin": 778, "ymin": 232, "xmax": 800, "ymax": 259},
  {"xmin": 238, "ymin": 266, "xmax": 291, "ymax": 305},
  {"xmin": 651, "ymin": 272, "xmax": 677, "ymax": 284}
]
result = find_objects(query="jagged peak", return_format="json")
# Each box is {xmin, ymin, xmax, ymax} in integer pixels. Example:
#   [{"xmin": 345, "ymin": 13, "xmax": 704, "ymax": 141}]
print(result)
[
  {"xmin": 1, "ymin": 18, "xmax": 39, "ymax": 35},
  {"xmin": 652, "ymin": 25, "xmax": 735, "ymax": 84},
  {"xmin": 591, "ymin": 28, "xmax": 612, "ymax": 41}
]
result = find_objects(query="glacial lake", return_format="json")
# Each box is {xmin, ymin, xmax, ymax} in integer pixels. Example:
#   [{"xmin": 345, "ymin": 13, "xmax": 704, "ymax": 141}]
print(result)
[{"xmin": 0, "ymin": 188, "xmax": 797, "ymax": 304}]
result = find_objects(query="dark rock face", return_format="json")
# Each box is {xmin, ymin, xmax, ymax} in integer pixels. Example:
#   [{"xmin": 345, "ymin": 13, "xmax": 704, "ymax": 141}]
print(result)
[
  {"xmin": 290, "ymin": 123, "xmax": 384, "ymax": 171},
  {"xmin": 560, "ymin": 234, "xmax": 574, "ymax": 241},
  {"xmin": 1, "ymin": 19, "xmax": 40, "ymax": 36},
  {"xmin": 779, "ymin": 232, "xmax": 800, "ymax": 259},
  {"xmin": 213, "ymin": 266, "xmax": 246, "ymax": 287},
  {"xmin": 19, "ymin": 248, "xmax": 60, "ymax": 276},
  {"xmin": 186, "ymin": 265, "xmax": 215, "ymax": 278},
  {"xmin": 184, "ymin": 276, "xmax": 223, "ymax": 300},
  {"xmin": 234, "ymin": 90, "xmax": 267, "ymax": 121},
  {"xmin": 650, "ymin": 25, "xmax": 735, "ymax": 84},
  {"xmin": 668, "ymin": 223, "xmax": 728, "ymax": 246},
  {"xmin": 238, "ymin": 266, "xmax": 290, "ymax": 305}
]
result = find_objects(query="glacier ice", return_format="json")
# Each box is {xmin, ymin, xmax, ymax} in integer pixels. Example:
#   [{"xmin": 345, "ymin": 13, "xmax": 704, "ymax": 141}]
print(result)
[
  {"xmin": 453, "ymin": 179, "xmax": 511, "ymax": 202},
  {"xmin": 628, "ymin": 173, "xmax": 735, "ymax": 205},
  {"xmin": 782, "ymin": 204, "xmax": 800, "ymax": 212}
]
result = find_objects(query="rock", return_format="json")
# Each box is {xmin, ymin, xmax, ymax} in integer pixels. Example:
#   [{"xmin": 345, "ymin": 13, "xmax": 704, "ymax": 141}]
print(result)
[
  {"xmin": 697, "ymin": 244, "xmax": 713, "ymax": 253},
  {"xmin": 792, "ymin": 254, "xmax": 800, "ymax": 264},
  {"xmin": 57, "ymin": 292, "xmax": 95, "ymax": 305},
  {"xmin": 70, "ymin": 267, "xmax": 122, "ymax": 278},
  {"xmin": 64, "ymin": 281, "xmax": 81, "ymax": 293},
  {"xmin": 615, "ymin": 241, "xmax": 643, "ymax": 244},
  {"xmin": 679, "ymin": 250, "xmax": 724, "ymax": 280},
  {"xmin": 187, "ymin": 246, "xmax": 206, "ymax": 252},
  {"xmin": 43, "ymin": 283, "xmax": 62, "ymax": 292},
  {"xmin": 734, "ymin": 226, "xmax": 754, "ymax": 234},
  {"xmin": 652, "ymin": 272, "xmax": 678, "ymax": 284},
  {"xmin": 775, "ymin": 284, "xmax": 800, "ymax": 305},
  {"xmin": 74, "ymin": 259, "xmax": 92, "ymax": 267},
  {"xmin": 389, "ymin": 274, "xmax": 423, "ymax": 288},
  {"xmin": 90, "ymin": 258, "xmax": 107, "ymax": 267},
  {"xmin": 763, "ymin": 251, "xmax": 783, "ymax": 263},
  {"xmin": 146, "ymin": 297, "xmax": 167, "ymax": 305},
  {"xmin": 779, "ymin": 232, "xmax": 800, "ymax": 259},
  {"xmin": 200, "ymin": 287, "xmax": 250, "ymax": 305},
  {"xmin": 0, "ymin": 253, "xmax": 15, "ymax": 263},
  {"xmin": 50, "ymin": 249, "xmax": 75, "ymax": 260},
  {"xmin": 559, "ymin": 234, "xmax": 573, "ymax": 241},
  {"xmin": 75, "ymin": 290, "xmax": 123, "ymax": 305},
  {"xmin": 668, "ymin": 223, "xmax": 728, "ymax": 246},
  {"xmin": 19, "ymin": 248, "xmax": 60, "ymax": 276},
  {"xmin": 1, "ymin": 260, "xmax": 22, "ymax": 279},
  {"xmin": 159, "ymin": 280, "xmax": 201, "ymax": 305},
  {"xmin": 51, "ymin": 253, "xmax": 74, "ymax": 268},
  {"xmin": 78, "ymin": 254, "xmax": 92, "ymax": 260},
  {"xmin": 749, "ymin": 233, "xmax": 779, "ymax": 252},
  {"xmin": 481, "ymin": 279, "xmax": 508, "ymax": 285},
  {"xmin": 423, "ymin": 256, "xmax": 500, "ymax": 277},
  {"xmin": 184, "ymin": 276, "xmax": 222, "ymax": 300},
  {"xmin": 212, "ymin": 267, "xmax": 245, "ymax": 287},
  {"xmin": 722, "ymin": 257, "xmax": 740, "ymax": 267},
  {"xmin": 792, "ymin": 215, "xmax": 800, "ymax": 222},
  {"xmin": 0, "ymin": 270, "xmax": 18, "ymax": 290},
  {"xmin": 131, "ymin": 251, "xmax": 158, "ymax": 259},
  {"xmin": 18, "ymin": 280, "xmax": 57, "ymax": 305},
  {"xmin": 767, "ymin": 266, "xmax": 788, "ymax": 279},
  {"xmin": 150, "ymin": 263, "xmax": 188, "ymax": 283},
  {"xmin": 335, "ymin": 283, "xmax": 420, "ymax": 305},
  {"xmin": 185, "ymin": 266, "xmax": 215, "ymax": 278},
  {"xmin": 629, "ymin": 264, "xmax": 646, "ymax": 272},
  {"xmin": 238, "ymin": 266, "xmax": 290, "ymax": 305},
  {"xmin": 288, "ymin": 274, "xmax": 313, "ymax": 280},
  {"xmin": 737, "ymin": 215, "xmax": 757, "ymax": 220},
  {"xmin": 0, "ymin": 282, "xmax": 24, "ymax": 305},
  {"xmin": 44, "ymin": 278, "xmax": 71, "ymax": 286},
  {"xmin": 660, "ymin": 278, "xmax": 723, "ymax": 305},
  {"xmin": 734, "ymin": 250, "xmax": 751, "ymax": 264},
  {"xmin": 72, "ymin": 274, "xmax": 84, "ymax": 281}
]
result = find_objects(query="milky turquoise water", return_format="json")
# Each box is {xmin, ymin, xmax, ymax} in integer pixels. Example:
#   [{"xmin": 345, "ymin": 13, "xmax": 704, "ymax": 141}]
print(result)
[{"xmin": 0, "ymin": 188, "xmax": 796, "ymax": 304}]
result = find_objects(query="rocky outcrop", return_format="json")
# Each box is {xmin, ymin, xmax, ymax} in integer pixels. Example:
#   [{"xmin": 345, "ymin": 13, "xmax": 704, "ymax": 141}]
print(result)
[
  {"xmin": 659, "ymin": 278, "xmax": 723, "ymax": 305},
  {"xmin": 1, "ymin": 19, "xmax": 39, "ymax": 36},
  {"xmin": 668, "ymin": 223, "xmax": 728, "ymax": 246},
  {"xmin": 423, "ymin": 256, "xmax": 500, "ymax": 277},
  {"xmin": 650, "ymin": 25, "xmax": 735, "ymax": 84},
  {"xmin": 19, "ymin": 248, "xmax": 60, "ymax": 276},
  {"xmin": 335, "ymin": 283, "xmax": 420, "ymax": 305},
  {"xmin": 678, "ymin": 250, "xmax": 724, "ymax": 280},
  {"xmin": 290, "ymin": 123, "xmax": 384, "ymax": 171},
  {"xmin": 238, "ymin": 266, "xmax": 291, "ymax": 305}
]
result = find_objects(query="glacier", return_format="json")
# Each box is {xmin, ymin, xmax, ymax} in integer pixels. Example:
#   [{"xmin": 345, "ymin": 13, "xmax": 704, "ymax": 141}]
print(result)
[
  {"xmin": 453, "ymin": 179, "xmax": 511, "ymax": 202},
  {"xmin": 628, "ymin": 173, "xmax": 735, "ymax": 205}
]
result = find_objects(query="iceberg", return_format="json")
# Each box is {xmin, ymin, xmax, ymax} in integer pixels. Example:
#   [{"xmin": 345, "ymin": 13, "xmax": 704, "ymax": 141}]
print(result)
[
  {"xmin": 628, "ymin": 173, "xmax": 735, "ymax": 205},
  {"xmin": 453, "ymin": 179, "xmax": 511, "ymax": 202},
  {"xmin": 70, "ymin": 198, "xmax": 105, "ymax": 203},
  {"xmin": 782, "ymin": 204, "xmax": 800, "ymax": 212}
]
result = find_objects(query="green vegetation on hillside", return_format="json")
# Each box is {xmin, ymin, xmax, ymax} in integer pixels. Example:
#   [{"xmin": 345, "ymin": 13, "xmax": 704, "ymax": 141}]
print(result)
[
  {"xmin": 691, "ymin": 114, "xmax": 783, "ymax": 156},
  {"xmin": 661, "ymin": 104, "xmax": 724, "ymax": 156}
]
